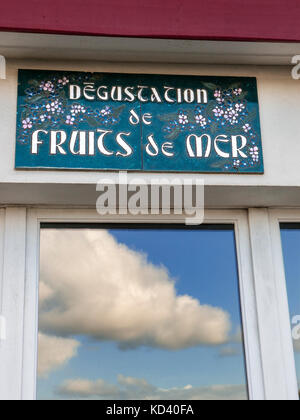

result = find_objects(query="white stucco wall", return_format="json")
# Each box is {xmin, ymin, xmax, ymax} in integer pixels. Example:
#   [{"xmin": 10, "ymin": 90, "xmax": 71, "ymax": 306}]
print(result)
[
  {"xmin": 0, "ymin": 45, "xmax": 299, "ymax": 207},
  {"xmin": 0, "ymin": 35, "xmax": 299, "ymax": 401}
]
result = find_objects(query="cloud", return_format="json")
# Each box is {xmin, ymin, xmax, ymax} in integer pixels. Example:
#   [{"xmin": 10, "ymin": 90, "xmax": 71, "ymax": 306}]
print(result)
[
  {"xmin": 232, "ymin": 327, "xmax": 243, "ymax": 343},
  {"xmin": 218, "ymin": 345, "xmax": 241, "ymax": 358},
  {"xmin": 56, "ymin": 378, "xmax": 119, "ymax": 398},
  {"xmin": 56, "ymin": 375, "xmax": 247, "ymax": 400},
  {"xmin": 293, "ymin": 338, "xmax": 300, "ymax": 353},
  {"xmin": 117, "ymin": 375, "xmax": 157, "ymax": 399},
  {"xmin": 38, "ymin": 333, "xmax": 80, "ymax": 378},
  {"xmin": 39, "ymin": 229, "xmax": 231, "ymax": 350}
]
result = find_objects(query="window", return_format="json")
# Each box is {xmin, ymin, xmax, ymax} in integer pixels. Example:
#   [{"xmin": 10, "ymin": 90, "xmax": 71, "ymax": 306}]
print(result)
[
  {"xmin": 36, "ymin": 224, "xmax": 248, "ymax": 400},
  {"xmin": 280, "ymin": 224, "xmax": 300, "ymax": 396}
]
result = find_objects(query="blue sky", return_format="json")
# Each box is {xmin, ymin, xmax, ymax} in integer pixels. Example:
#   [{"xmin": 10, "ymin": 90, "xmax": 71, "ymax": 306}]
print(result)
[
  {"xmin": 37, "ymin": 227, "xmax": 247, "ymax": 400},
  {"xmin": 280, "ymin": 227, "xmax": 300, "ymax": 385}
]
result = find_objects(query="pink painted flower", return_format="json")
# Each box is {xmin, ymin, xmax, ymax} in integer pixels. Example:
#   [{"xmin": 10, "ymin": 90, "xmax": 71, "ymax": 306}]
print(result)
[
  {"xmin": 40, "ymin": 81, "xmax": 55, "ymax": 93},
  {"xmin": 66, "ymin": 115, "xmax": 75, "ymax": 125},
  {"xmin": 243, "ymin": 124, "xmax": 251, "ymax": 133},
  {"xmin": 214, "ymin": 90, "xmax": 222, "ymax": 98},
  {"xmin": 249, "ymin": 146, "xmax": 259, "ymax": 162},
  {"xmin": 45, "ymin": 100, "xmax": 62, "ymax": 115},
  {"xmin": 235, "ymin": 103, "xmax": 245, "ymax": 112},
  {"xmin": 195, "ymin": 114, "xmax": 207, "ymax": 127},
  {"xmin": 213, "ymin": 107, "xmax": 224, "ymax": 117},
  {"xmin": 71, "ymin": 104, "xmax": 86, "ymax": 116},
  {"xmin": 233, "ymin": 88, "xmax": 243, "ymax": 96},
  {"xmin": 224, "ymin": 107, "xmax": 238, "ymax": 124},
  {"xmin": 100, "ymin": 106, "xmax": 111, "ymax": 116},
  {"xmin": 22, "ymin": 118, "xmax": 32, "ymax": 129},
  {"xmin": 214, "ymin": 90, "xmax": 224, "ymax": 103},
  {"xmin": 58, "ymin": 77, "xmax": 69, "ymax": 86},
  {"xmin": 178, "ymin": 113, "xmax": 189, "ymax": 125}
]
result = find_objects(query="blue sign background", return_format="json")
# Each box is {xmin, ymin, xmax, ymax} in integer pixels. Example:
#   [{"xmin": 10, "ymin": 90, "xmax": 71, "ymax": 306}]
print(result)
[{"xmin": 15, "ymin": 70, "xmax": 264, "ymax": 173}]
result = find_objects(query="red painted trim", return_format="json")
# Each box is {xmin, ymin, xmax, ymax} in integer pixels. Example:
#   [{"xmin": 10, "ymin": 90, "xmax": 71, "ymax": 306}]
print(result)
[{"xmin": 1, "ymin": 0, "xmax": 300, "ymax": 42}]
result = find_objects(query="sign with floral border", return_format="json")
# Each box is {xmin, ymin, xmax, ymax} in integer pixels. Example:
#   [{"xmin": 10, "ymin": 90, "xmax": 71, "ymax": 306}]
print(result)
[{"xmin": 15, "ymin": 70, "xmax": 264, "ymax": 173}]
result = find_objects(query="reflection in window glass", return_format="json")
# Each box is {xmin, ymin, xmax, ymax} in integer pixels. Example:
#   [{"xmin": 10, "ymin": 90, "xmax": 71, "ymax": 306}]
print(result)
[
  {"xmin": 37, "ymin": 226, "xmax": 248, "ymax": 400},
  {"xmin": 281, "ymin": 225, "xmax": 300, "ymax": 396}
]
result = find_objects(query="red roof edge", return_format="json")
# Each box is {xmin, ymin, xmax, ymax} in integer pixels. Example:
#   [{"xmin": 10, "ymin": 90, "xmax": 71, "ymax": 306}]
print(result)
[{"xmin": 1, "ymin": 0, "xmax": 300, "ymax": 43}]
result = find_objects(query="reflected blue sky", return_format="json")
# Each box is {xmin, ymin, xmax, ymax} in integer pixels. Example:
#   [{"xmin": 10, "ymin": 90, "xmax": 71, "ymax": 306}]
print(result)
[
  {"xmin": 280, "ymin": 227, "xmax": 300, "ymax": 388},
  {"xmin": 37, "ymin": 227, "xmax": 248, "ymax": 400}
]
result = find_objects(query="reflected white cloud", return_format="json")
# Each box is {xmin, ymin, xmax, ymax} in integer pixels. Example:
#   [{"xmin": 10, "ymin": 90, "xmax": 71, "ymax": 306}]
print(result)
[
  {"xmin": 39, "ymin": 230, "xmax": 231, "ymax": 351},
  {"xmin": 56, "ymin": 378, "xmax": 119, "ymax": 398},
  {"xmin": 218, "ymin": 345, "xmax": 241, "ymax": 358},
  {"xmin": 293, "ymin": 339, "xmax": 300, "ymax": 353},
  {"xmin": 38, "ymin": 333, "xmax": 80, "ymax": 378},
  {"xmin": 56, "ymin": 375, "xmax": 247, "ymax": 400},
  {"xmin": 232, "ymin": 327, "xmax": 243, "ymax": 343}
]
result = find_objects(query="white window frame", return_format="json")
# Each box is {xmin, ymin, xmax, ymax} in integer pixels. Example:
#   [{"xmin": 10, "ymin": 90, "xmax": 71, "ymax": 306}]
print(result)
[
  {"xmin": 0, "ymin": 208, "xmax": 27, "ymax": 401},
  {"xmin": 2, "ymin": 207, "xmax": 295, "ymax": 400},
  {"xmin": 268, "ymin": 209, "xmax": 300, "ymax": 398},
  {"xmin": 22, "ymin": 208, "xmax": 264, "ymax": 400}
]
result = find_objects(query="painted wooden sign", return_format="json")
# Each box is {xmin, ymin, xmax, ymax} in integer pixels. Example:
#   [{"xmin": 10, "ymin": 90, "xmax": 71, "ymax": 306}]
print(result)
[{"xmin": 15, "ymin": 70, "xmax": 264, "ymax": 173}]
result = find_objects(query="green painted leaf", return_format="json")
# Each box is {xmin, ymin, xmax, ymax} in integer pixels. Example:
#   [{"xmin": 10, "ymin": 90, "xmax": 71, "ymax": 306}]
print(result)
[
  {"xmin": 25, "ymin": 94, "xmax": 44, "ymax": 103},
  {"xmin": 113, "ymin": 105, "xmax": 126, "ymax": 118},
  {"xmin": 202, "ymin": 82, "xmax": 218, "ymax": 90},
  {"xmin": 86, "ymin": 117, "xmax": 99, "ymax": 127},
  {"xmin": 165, "ymin": 129, "xmax": 180, "ymax": 141},
  {"xmin": 158, "ymin": 112, "xmax": 178, "ymax": 122}
]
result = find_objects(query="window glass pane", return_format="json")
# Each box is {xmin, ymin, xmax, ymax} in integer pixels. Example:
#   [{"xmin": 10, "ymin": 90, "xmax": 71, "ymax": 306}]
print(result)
[
  {"xmin": 37, "ymin": 226, "xmax": 248, "ymax": 400},
  {"xmin": 280, "ymin": 225, "xmax": 300, "ymax": 396}
]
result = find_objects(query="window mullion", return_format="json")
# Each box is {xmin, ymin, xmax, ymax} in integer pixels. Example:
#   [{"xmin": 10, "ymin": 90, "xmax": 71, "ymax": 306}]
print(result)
[{"xmin": 248, "ymin": 208, "xmax": 298, "ymax": 400}]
